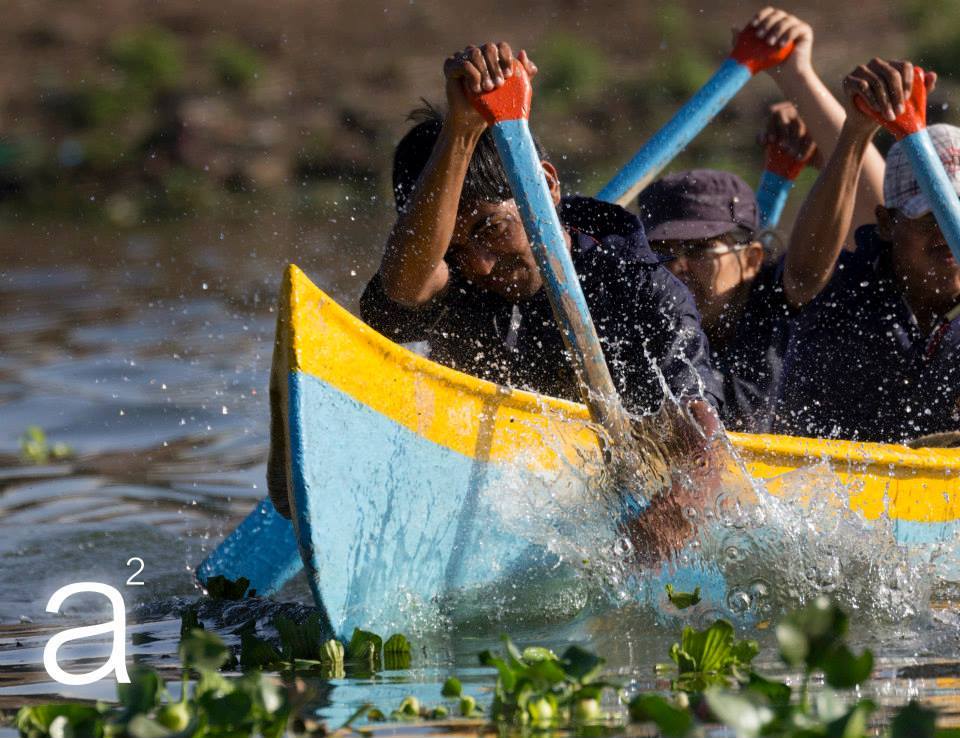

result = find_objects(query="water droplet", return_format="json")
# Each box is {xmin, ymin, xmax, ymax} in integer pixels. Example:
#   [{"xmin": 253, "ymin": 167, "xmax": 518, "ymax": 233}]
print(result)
[
  {"xmin": 726, "ymin": 589, "xmax": 751, "ymax": 613},
  {"xmin": 613, "ymin": 537, "xmax": 634, "ymax": 558}
]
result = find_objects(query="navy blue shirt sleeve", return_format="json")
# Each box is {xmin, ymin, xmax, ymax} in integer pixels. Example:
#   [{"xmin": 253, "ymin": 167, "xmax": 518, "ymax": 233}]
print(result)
[
  {"xmin": 359, "ymin": 271, "xmax": 447, "ymax": 343},
  {"xmin": 643, "ymin": 268, "xmax": 724, "ymax": 410},
  {"xmin": 606, "ymin": 265, "xmax": 723, "ymax": 414},
  {"xmin": 714, "ymin": 258, "xmax": 793, "ymax": 432}
]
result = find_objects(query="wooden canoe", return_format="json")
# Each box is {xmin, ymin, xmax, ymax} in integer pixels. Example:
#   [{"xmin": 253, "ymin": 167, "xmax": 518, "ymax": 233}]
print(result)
[{"xmin": 197, "ymin": 265, "xmax": 960, "ymax": 637}]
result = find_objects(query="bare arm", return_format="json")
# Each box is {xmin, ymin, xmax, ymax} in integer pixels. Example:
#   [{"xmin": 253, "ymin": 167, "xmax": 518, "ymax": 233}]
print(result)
[
  {"xmin": 377, "ymin": 43, "xmax": 536, "ymax": 307},
  {"xmin": 783, "ymin": 58, "xmax": 935, "ymax": 308},
  {"xmin": 379, "ymin": 124, "xmax": 481, "ymax": 306},
  {"xmin": 750, "ymin": 8, "xmax": 885, "ymax": 242},
  {"xmin": 782, "ymin": 118, "xmax": 875, "ymax": 308}
]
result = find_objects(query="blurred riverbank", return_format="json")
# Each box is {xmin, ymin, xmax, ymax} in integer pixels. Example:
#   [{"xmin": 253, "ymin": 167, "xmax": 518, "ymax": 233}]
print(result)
[{"xmin": 3, "ymin": 0, "xmax": 960, "ymax": 226}]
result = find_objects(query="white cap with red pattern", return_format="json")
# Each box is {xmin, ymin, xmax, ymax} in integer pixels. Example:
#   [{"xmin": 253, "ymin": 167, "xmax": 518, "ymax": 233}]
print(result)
[{"xmin": 884, "ymin": 123, "xmax": 960, "ymax": 218}]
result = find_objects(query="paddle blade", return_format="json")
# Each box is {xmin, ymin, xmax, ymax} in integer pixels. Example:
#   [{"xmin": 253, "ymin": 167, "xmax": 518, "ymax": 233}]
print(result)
[
  {"xmin": 730, "ymin": 26, "xmax": 795, "ymax": 74},
  {"xmin": 468, "ymin": 59, "xmax": 532, "ymax": 124},
  {"xmin": 854, "ymin": 66, "xmax": 928, "ymax": 139}
]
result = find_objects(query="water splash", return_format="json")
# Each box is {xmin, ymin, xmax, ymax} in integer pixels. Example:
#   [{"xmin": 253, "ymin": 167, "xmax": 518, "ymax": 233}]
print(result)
[{"xmin": 461, "ymin": 397, "xmax": 943, "ymax": 630}]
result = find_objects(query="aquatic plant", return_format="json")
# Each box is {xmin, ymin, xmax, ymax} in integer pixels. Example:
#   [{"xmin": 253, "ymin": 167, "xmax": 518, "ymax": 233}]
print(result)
[
  {"xmin": 662, "ymin": 618, "xmax": 759, "ymax": 693},
  {"xmin": 15, "ymin": 596, "xmax": 960, "ymax": 738},
  {"xmin": 235, "ymin": 613, "xmax": 408, "ymax": 681},
  {"xmin": 16, "ymin": 629, "xmax": 292, "ymax": 738},
  {"xmin": 476, "ymin": 635, "xmax": 620, "ymax": 728},
  {"xmin": 665, "ymin": 584, "xmax": 701, "ymax": 610},
  {"xmin": 19, "ymin": 426, "xmax": 73, "ymax": 465}
]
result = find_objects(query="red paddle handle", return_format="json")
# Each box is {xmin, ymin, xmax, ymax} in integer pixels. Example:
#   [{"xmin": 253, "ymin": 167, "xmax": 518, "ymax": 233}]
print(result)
[
  {"xmin": 730, "ymin": 27, "xmax": 795, "ymax": 74},
  {"xmin": 765, "ymin": 142, "xmax": 814, "ymax": 181},
  {"xmin": 467, "ymin": 59, "xmax": 532, "ymax": 125},
  {"xmin": 854, "ymin": 66, "xmax": 928, "ymax": 139}
]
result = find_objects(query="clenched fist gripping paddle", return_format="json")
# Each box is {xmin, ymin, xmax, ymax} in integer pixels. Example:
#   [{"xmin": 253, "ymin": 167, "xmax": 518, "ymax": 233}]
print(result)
[
  {"xmin": 757, "ymin": 140, "xmax": 814, "ymax": 230},
  {"xmin": 857, "ymin": 67, "xmax": 960, "ymax": 263},
  {"xmin": 598, "ymin": 28, "xmax": 794, "ymax": 207},
  {"xmin": 468, "ymin": 62, "xmax": 634, "ymax": 447}
]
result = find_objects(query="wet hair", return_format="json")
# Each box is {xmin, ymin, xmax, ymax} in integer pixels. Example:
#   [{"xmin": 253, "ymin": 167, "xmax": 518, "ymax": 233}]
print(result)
[{"xmin": 392, "ymin": 102, "xmax": 548, "ymax": 213}]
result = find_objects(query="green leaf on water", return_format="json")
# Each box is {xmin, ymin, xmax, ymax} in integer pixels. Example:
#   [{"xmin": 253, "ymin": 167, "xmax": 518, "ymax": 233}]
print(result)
[
  {"xmin": 891, "ymin": 700, "xmax": 937, "ymax": 738},
  {"xmin": 155, "ymin": 701, "xmax": 192, "ymax": 732},
  {"xmin": 384, "ymin": 633, "xmax": 411, "ymax": 670},
  {"xmin": 823, "ymin": 644, "xmax": 874, "ymax": 689},
  {"xmin": 704, "ymin": 688, "xmax": 774, "ymax": 738},
  {"xmin": 525, "ymin": 657, "xmax": 569, "ymax": 687},
  {"xmin": 240, "ymin": 627, "xmax": 282, "ymax": 670},
  {"xmin": 16, "ymin": 704, "xmax": 103, "ymax": 736},
  {"xmin": 459, "ymin": 695, "xmax": 480, "ymax": 717},
  {"xmin": 746, "ymin": 672, "xmax": 792, "ymax": 707},
  {"xmin": 338, "ymin": 702, "xmax": 372, "ymax": 730},
  {"xmin": 118, "ymin": 666, "xmax": 163, "ymax": 715},
  {"xmin": 396, "ymin": 696, "xmax": 420, "ymax": 718},
  {"xmin": 127, "ymin": 714, "xmax": 175, "ymax": 738},
  {"xmin": 347, "ymin": 628, "xmax": 382, "ymax": 664},
  {"xmin": 441, "ymin": 677, "xmax": 462, "ymax": 698},
  {"xmin": 776, "ymin": 595, "xmax": 848, "ymax": 670},
  {"xmin": 198, "ymin": 689, "xmax": 252, "ymax": 727},
  {"xmin": 321, "ymin": 638, "xmax": 345, "ymax": 665},
  {"xmin": 501, "ymin": 635, "xmax": 525, "ymax": 669},
  {"xmin": 731, "ymin": 637, "xmax": 760, "ymax": 666},
  {"xmin": 274, "ymin": 613, "xmax": 326, "ymax": 661},
  {"xmin": 824, "ymin": 699, "xmax": 874, "ymax": 738},
  {"xmin": 627, "ymin": 694, "xmax": 693, "ymax": 737},
  {"xmin": 561, "ymin": 644, "xmax": 604, "ymax": 684},
  {"xmin": 179, "ymin": 628, "xmax": 230, "ymax": 672},
  {"xmin": 521, "ymin": 646, "xmax": 557, "ymax": 663},
  {"xmin": 18, "ymin": 426, "xmax": 74, "ymax": 465},
  {"xmin": 665, "ymin": 584, "xmax": 701, "ymax": 610},
  {"xmin": 673, "ymin": 620, "xmax": 733, "ymax": 674},
  {"xmin": 478, "ymin": 651, "xmax": 517, "ymax": 693},
  {"xmin": 204, "ymin": 575, "xmax": 251, "ymax": 600},
  {"xmin": 179, "ymin": 606, "xmax": 202, "ymax": 638}
]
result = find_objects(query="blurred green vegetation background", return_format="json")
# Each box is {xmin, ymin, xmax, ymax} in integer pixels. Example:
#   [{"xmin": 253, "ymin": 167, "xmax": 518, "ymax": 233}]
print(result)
[{"xmin": 1, "ymin": 0, "xmax": 957, "ymax": 225}]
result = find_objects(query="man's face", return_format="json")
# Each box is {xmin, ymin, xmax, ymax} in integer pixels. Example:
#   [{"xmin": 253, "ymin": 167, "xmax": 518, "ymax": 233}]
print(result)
[
  {"xmin": 882, "ymin": 209, "xmax": 960, "ymax": 306},
  {"xmin": 653, "ymin": 235, "xmax": 764, "ymax": 326},
  {"xmin": 449, "ymin": 198, "xmax": 544, "ymax": 300}
]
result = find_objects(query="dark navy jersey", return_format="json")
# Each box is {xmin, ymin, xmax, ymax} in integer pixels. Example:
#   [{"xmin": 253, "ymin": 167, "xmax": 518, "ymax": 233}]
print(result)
[
  {"xmin": 774, "ymin": 224, "xmax": 960, "ymax": 443},
  {"xmin": 360, "ymin": 196, "xmax": 723, "ymax": 415},
  {"xmin": 713, "ymin": 258, "xmax": 793, "ymax": 433}
]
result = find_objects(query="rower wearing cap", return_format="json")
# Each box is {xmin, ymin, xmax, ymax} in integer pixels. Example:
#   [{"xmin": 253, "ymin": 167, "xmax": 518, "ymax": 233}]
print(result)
[
  {"xmin": 639, "ymin": 170, "xmax": 791, "ymax": 432},
  {"xmin": 774, "ymin": 59, "xmax": 960, "ymax": 443}
]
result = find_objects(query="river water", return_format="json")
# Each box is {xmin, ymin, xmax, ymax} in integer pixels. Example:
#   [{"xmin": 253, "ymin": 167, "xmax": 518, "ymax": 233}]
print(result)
[{"xmin": 2, "ymin": 214, "xmax": 960, "ymax": 732}]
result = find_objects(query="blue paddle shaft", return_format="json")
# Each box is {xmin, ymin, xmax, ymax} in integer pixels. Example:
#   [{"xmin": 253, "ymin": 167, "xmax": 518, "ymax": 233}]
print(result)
[
  {"xmin": 901, "ymin": 130, "xmax": 960, "ymax": 263},
  {"xmin": 492, "ymin": 119, "xmax": 629, "ymax": 436},
  {"xmin": 756, "ymin": 170, "xmax": 794, "ymax": 230},
  {"xmin": 598, "ymin": 59, "xmax": 752, "ymax": 205}
]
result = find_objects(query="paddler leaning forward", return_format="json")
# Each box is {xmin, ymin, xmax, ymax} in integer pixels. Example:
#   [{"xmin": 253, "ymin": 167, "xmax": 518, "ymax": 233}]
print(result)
[
  {"xmin": 266, "ymin": 43, "xmax": 728, "ymax": 564},
  {"xmin": 353, "ymin": 41, "xmax": 727, "ymax": 564}
]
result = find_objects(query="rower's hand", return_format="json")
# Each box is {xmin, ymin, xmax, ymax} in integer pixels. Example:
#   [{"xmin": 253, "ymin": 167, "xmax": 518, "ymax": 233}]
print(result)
[
  {"xmin": 443, "ymin": 42, "xmax": 538, "ymax": 136},
  {"xmin": 760, "ymin": 101, "xmax": 821, "ymax": 168},
  {"xmin": 841, "ymin": 58, "xmax": 936, "ymax": 132},
  {"xmin": 736, "ymin": 7, "xmax": 813, "ymax": 77}
]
